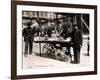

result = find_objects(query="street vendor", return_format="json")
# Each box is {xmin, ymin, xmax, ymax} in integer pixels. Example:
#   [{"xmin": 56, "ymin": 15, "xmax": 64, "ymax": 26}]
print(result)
[{"xmin": 71, "ymin": 24, "xmax": 83, "ymax": 64}]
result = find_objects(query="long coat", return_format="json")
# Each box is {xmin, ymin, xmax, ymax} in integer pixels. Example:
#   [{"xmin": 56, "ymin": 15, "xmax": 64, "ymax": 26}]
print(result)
[{"xmin": 71, "ymin": 29, "xmax": 83, "ymax": 49}]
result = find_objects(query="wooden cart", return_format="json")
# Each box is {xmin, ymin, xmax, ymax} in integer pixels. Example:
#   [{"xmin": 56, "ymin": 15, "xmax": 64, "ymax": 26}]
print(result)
[{"xmin": 34, "ymin": 38, "xmax": 73, "ymax": 62}]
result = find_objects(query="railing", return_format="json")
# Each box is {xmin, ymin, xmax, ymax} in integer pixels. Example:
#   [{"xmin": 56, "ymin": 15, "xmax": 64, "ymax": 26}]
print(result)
[{"xmin": 81, "ymin": 15, "xmax": 89, "ymax": 32}]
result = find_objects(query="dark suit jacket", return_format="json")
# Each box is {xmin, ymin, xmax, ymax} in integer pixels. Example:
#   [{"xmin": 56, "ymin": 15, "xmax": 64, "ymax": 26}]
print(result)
[
  {"xmin": 71, "ymin": 29, "xmax": 83, "ymax": 48},
  {"xmin": 22, "ymin": 27, "xmax": 34, "ymax": 41}
]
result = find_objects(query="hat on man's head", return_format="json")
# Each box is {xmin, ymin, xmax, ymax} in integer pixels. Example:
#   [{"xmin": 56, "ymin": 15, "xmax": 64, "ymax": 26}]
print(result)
[
  {"xmin": 73, "ymin": 24, "xmax": 77, "ymax": 27},
  {"xmin": 73, "ymin": 24, "xmax": 78, "ymax": 29}
]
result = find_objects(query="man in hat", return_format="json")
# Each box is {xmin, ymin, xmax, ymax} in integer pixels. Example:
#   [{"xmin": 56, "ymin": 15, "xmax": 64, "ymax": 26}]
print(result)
[
  {"xmin": 22, "ymin": 22, "xmax": 34, "ymax": 56},
  {"xmin": 71, "ymin": 25, "xmax": 83, "ymax": 64}
]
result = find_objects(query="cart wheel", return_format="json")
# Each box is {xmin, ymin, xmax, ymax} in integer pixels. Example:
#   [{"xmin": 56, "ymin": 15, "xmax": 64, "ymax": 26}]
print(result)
[{"xmin": 42, "ymin": 43, "xmax": 55, "ymax": 57}]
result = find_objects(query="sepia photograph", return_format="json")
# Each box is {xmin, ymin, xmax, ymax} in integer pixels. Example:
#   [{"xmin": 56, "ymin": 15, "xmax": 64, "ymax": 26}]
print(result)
[
  {"xmin": 22, "ymin": 11, "xmax": 90, "ymax": 68},
  {"xmin": 11, "ymin": 1, "xmax": 97, "ymax": 79}
]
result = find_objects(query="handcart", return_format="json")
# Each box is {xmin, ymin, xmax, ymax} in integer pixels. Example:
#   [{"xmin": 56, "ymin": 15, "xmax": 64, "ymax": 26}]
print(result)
[{"xmin": 34, "ymin": 37, "xmax": 73, "ymax": 62}]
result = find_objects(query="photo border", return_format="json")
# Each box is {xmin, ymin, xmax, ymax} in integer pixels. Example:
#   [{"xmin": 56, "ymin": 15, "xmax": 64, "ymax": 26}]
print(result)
[{"xmin": 11, "ymin": 1, "xmax": 97, "ymax": 80}]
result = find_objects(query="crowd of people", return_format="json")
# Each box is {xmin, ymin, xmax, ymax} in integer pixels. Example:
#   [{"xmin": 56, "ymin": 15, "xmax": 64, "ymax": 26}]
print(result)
[{"xmin": 22, "ymin": 17, "xmax": 83, "ymax": 64}]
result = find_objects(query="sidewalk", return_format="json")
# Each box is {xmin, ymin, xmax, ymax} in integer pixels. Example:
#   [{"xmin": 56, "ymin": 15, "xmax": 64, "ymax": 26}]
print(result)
[{"xmin": 22, "ymin": 38, "xmax": 90, "ymax": 69}]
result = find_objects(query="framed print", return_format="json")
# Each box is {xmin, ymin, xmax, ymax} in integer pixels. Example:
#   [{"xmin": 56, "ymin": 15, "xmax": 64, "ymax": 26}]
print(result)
[{"xmin": 11, "ymin": 1, "xmax": 97, "ymax": 80}]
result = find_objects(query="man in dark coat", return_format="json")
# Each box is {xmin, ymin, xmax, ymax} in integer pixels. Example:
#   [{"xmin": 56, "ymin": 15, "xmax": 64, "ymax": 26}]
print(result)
[
  {"xmin": 22, "ymin": 22, "xmax": 34, "ymax": 56},
  {"xmin": 71, "ymin": 25, "xmax": 83, "ymax": 64},
  {"xmin": 86, "ymin": 36, "xmax": 89, "ymax": 56},
  {"xmin": 47, "ymin": 27, "xmax": 52, "ymax": 37}
]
